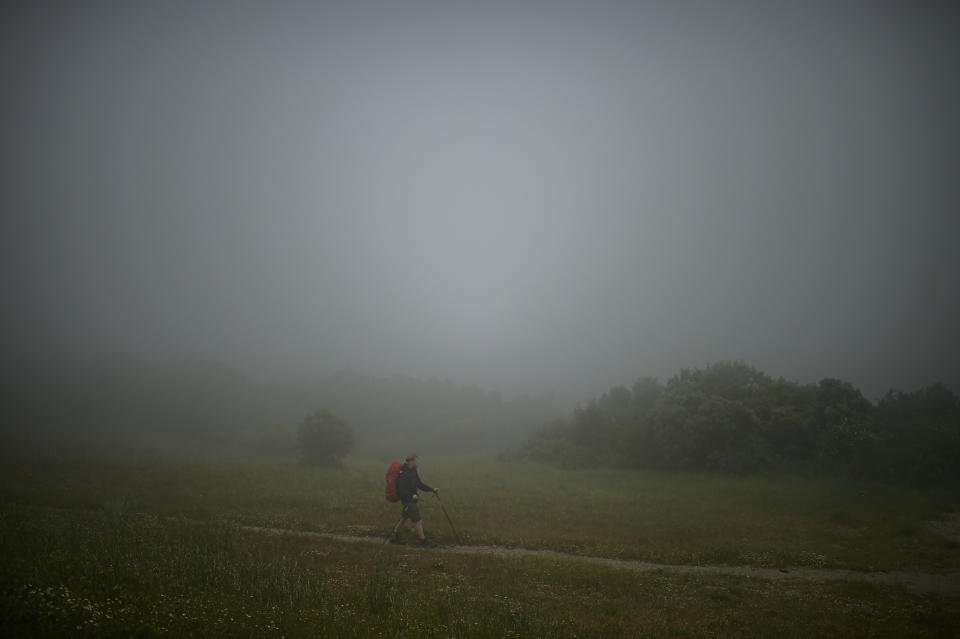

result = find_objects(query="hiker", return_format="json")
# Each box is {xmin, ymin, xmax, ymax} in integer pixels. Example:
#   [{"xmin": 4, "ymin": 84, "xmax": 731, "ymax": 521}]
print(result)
[{"xmin": 390, "ymin": 453, "xmax": 439, "ymax": 546}]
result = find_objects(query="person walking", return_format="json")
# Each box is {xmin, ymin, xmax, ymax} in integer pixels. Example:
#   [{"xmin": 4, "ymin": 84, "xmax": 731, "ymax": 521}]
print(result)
[{"xmin": 389, "ymin": 453, "xmax": 439, "ymax": 546}]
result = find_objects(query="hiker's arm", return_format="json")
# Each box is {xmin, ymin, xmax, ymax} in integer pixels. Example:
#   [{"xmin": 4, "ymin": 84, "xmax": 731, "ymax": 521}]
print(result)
[{"xmin": 417, "ymin": 478, "xmax": 435, "ymax": 493}]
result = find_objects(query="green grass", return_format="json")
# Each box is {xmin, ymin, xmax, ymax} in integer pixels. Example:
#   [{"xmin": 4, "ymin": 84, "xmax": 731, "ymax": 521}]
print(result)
[
  {"xmin": 1, "ymin": 454, "xmax": 959, "ymax": 637},
  {"xmin": 1, "ymin": 455, "xmax": 957, "ymax": 572},
  {"xmin": 2, "ymin": 504, "xmax": 959, "ymax": 638}
]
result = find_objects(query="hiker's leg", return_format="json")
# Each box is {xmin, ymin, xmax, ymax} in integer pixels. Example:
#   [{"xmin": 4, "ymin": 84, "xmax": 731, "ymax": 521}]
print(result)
[
  {"xmin": 393, "ymin": 517, "xmax": 408, "ymax": 534},
  {"xmin": 406, "ymin": 502, "xmax": 424, "ymax": 539}
]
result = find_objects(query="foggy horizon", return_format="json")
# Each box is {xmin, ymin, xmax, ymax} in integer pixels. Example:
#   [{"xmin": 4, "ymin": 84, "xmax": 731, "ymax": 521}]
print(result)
[{"xmin": 3, "ymin": 0, "xmax": 959, "ymax": 404}]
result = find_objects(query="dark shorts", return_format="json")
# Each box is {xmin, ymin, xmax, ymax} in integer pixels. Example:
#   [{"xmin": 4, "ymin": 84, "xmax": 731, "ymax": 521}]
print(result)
[{"xmin": 402, "ymin": 500, "xmax": 421, "ymax": 523}]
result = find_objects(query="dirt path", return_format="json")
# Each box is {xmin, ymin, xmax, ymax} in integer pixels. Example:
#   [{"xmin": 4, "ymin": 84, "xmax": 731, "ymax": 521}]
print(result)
[{"xmin": 242, "ymin": 525, "xmax": 960, "ymax": 597}]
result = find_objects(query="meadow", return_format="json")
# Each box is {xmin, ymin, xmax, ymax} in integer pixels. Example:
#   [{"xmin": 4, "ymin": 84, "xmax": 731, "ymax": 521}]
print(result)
[{"xmin": 1, "ymin": 454, "xmax": 959, "ymax": 637}]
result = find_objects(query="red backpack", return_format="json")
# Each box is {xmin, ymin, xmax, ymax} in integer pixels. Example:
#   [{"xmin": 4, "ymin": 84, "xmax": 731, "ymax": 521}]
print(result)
[{"xmin": 385, "ymin": 462, "xmax": 403, "ymax": 502}]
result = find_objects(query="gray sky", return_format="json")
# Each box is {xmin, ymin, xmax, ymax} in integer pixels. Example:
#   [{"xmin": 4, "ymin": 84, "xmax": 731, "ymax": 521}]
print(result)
[{"xmin": 2, "ymin": 0, "xmax": 958, "ymax": 400}]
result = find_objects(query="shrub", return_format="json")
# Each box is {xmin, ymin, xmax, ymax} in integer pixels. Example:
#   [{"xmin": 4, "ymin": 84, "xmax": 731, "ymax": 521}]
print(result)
[{"xmin": 297, "ymin": 409, "xmax": 354, "ymax": 465}]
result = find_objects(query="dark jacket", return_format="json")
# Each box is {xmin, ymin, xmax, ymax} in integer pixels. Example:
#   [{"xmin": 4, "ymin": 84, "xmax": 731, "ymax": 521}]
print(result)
[{"xmin": 396, "ymin": 463, "xmax": 433, "ymax": 504}]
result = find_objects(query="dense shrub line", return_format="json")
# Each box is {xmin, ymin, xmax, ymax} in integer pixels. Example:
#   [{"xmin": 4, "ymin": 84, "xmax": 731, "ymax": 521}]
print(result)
[{"xmin": 513, "ymin": 362, "xmax": 960, "ymax": 482}]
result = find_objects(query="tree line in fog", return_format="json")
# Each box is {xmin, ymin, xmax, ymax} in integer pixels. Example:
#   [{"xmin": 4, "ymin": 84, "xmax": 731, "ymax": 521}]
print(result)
[{"xmin": 513, "ymin": 361, "xmax": 959, "ymax": 483}]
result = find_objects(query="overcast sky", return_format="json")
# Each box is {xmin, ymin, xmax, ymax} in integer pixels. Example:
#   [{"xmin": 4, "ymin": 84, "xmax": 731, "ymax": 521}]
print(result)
[{"xmin": 2, "ymin": 0, "xmax": 958, "ymax": 400}]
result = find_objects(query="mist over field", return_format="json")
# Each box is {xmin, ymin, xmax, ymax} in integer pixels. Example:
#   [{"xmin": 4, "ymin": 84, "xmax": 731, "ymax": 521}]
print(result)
[
  {"xmin": 1, "ymin": 0, "xmax": 959, "ymax": 457},
  {"xmin": 3, "ymin": 0, "xmax": 959, "ymax": 395}
]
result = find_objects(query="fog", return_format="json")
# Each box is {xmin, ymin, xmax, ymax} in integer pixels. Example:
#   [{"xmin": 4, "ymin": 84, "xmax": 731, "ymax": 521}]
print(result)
[{"xmin": 3, "ymin": 0, "xmax": 959, "ymax": 407}]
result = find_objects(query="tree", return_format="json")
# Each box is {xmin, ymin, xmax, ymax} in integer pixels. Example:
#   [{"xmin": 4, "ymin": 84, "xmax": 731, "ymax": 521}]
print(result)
[
  {"xmin": 670, "ymin": 361, "xmax": 771, "ymax": 402},
  {"xmin": 813, "ymin": 378, "xmax": 874, "ymax": 460},
  {"xmin": 297, "ymin": 408, "xmax": 354, "ymax": 465},
  {"xmin": 865, "ymin": 383, "xmax": 960, "ymax": 482}
]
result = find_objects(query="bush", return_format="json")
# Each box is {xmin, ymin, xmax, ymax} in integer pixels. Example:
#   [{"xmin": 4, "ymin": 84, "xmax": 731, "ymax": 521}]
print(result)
[
  {"xmin": 854, "ymin": 383, "xmax": 960, "ymax": 483},
  {"xmin": 296, "ymin": 409, "xmax": 354, "ymax": 465}
]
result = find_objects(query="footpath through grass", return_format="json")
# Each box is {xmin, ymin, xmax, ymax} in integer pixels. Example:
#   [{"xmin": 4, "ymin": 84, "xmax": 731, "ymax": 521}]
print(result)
[{"xmin": 1, "ymin": 455, "xmax": 957, "ymax": 572}]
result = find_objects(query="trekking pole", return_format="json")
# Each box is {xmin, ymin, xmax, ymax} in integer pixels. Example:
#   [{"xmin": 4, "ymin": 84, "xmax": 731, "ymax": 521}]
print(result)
[{"xmin": 434, "ymin": 493, "xmax": 461, "ymax": 545}]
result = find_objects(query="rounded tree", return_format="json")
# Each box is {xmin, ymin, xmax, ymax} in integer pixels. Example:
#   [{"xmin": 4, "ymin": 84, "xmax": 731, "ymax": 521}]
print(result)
[{"xmin": 297, "ymin": 408, "xmax": 354, "ymax": 465}]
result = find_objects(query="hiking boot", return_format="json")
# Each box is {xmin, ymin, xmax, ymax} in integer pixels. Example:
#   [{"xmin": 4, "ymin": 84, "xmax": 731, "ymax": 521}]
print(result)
[
  {"xmin": 419, "ymin": 538, "xmax": 438, "ymax": 548},
  {"xmin": 388, "ymin": 533, "xmax": 404, "ymax": 545}
]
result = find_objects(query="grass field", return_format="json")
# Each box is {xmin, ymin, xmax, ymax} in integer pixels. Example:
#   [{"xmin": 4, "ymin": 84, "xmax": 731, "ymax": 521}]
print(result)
[{"xmin": 1, "ymin": 455, "xmax": 959, "ymax": 637}]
